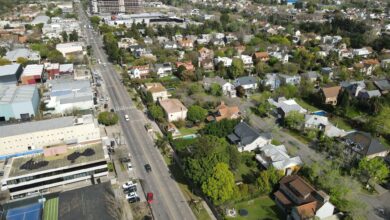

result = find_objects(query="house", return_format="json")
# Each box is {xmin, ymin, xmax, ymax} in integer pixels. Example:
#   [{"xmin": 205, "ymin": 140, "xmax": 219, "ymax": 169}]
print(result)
[
  {"xmin": 340, "ymin": 81, "xmax": 366, "ymax": 97},
  {"xmin": 117, "ymin": 37, "xmax": 138, "ymax": 49},
  {"xmin": 342, "ymin": 131, "xmax": 389, "ymax": 159},
  {"xmin": 178, "ymin": 38, "xmax": 194, "ymax": 49},
  {"xmin": 199, "ymin": 59, "xmax": 214, "ymax": 71},
  {"xmin": 175, "ymin": 61, "xmax": 195, "ymax": 72},
  {"xmin": 20, "ymin": 64, "xmax": 44, "ymax": 85},
  {"xmin": 163, "ymin": 41, "xmax": 179, "ymax": 50},
  {"xmin": 303, "ymin": 71, "xmax": 320, "ymax": 83},
  {"xmin": 227, "ymin": 122, "xmax": 270, "ymax": 152},
  {"xmin": 354, "ymin": 59, "xmax": 379, "ymax": 76},
  {"xmin": 214, "ymin": 57, "xmax": 232, "ymax": 67},
  {"xmin": 234, "ymin": 45, "xmax": 246, "ymax": 55},
  {"xmin": 128, "ymin": 65, "xmax": 150, "ymax": 79},
  {"xmin": 166, "ymin": 122, "xmax": 181, "ymax": 137},
  {"xmin": 202, "ymin": 76, "xmax": 236, "ymax": 98},
  {"xmin": 144, "ymin": 83, "xmax": 169, "ymax": 101},
  {"xmin": 357, "ymin": 89, "xmax": 381, "ymax": 100},
  {"xmin": 352, "ymin": 47, "xmax": 372, "ymax": 57},
  {"xmin": 380, "ymin": 59, "xmax": 390, "ymax": 69},
  {"xmin": 269, "ymin": 51, "xmax": 289, "ymax": 64},
  {"xmin": 374, "ymin": 79, "xmax": 390, "ymax": 94},
  {"xmin": 268, "ymin": 97, "xmax": 307, "ymax": 119},
  {"xmin": 274, "ymin": 175, "xmax": 335, "ymax": 220},
  {"xmin": 236, "ymin": 55, "xmax": 253, "ymax": 68},
  {"xmin": 209, "ymin": 101, "xmax": 241, "ymax": 122},
  {"xmin": 279, "ymin": 74, "xmax": 301, "ymax": 86},
  {"xmin": 253, "ymin": 52, "xmax": 270, "ymax": 62},
  {"xmin": 320, "ymin": 67, "xmax": 334, "ymax": 79},
  {"xmin": 262, "ymin": 73, "xmax": 281, "ymax": 91},
  {"xmin": 255, "ymin": 144, "xmax": 302, "ymax": 175},
  {"xmin": 320, "ymin": 86, "xmax": 341, "ymax": 105},
  {"xmin": 198, "ymin": 47, "xmax": 214, "ymax": 61},
  {"xmin": 56, "ymin": 42, "xmax": 84, "ymax": 58},
  {"xmin": 154, "ymin": 63, "xmax": 173, "ymax": 77},
  {"xmin": 234, "ymin": 76, "xmax": 258, "ymax": 91},
  {"xmin": 159, "ymin": 99, "xmax": 188, "ymax": 122},
  {"xmin": 0, "ymin": 64, "xmax": 23, "ymax": 85},
  {"xmin": 304, "ymin": 114, "xmax": 329, "ymax": 130}
]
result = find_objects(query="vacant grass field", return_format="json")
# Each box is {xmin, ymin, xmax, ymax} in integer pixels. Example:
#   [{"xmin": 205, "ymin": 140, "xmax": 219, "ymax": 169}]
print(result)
[
  {"xmin": 44, "ymin": 197, "xmax": 59, "ymax": 220},
  {"xmin": 227, "ymin": 196, "xmax": 284, "ymax": 220}
]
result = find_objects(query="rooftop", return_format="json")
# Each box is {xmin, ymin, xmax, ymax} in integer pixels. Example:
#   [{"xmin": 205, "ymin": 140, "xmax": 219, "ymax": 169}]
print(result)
[
  {"xmin": 321, "ymin": 86, "xmax": 341, "ymax": 98},
  {"xmin": 8, "ymin": 142, "xmax": 105, "ymax": 178},
  {"xmin": 0, "ymin": 114, "xmax": 94, "ymax": 138},
  {"xmin": 5, "ymin": 48, "xmax": 37, "ymax": 62},
  {"xmin": 22, "ymin": 64, "xmax": 44, "ymax": 77},
  {"xmin": 159, "ymin": 98, "xmax": 187, "ymax": 113},
  {"xmin": 0, "ymin": 64, "xmax": 21, "ymax": 77},
  {"xmin": 0, "ymin": 84, "xmax": 37, "ymax": 104},
  {"xmin": 145, "ymin": 82, "xmax": 166, "ymax": 93}
]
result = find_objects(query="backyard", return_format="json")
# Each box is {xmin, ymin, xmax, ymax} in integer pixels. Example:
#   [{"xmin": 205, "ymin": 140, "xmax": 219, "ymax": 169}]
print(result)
[{"xmin": 226, "ymin": 196, "xmax": 284, "ymax": 220}]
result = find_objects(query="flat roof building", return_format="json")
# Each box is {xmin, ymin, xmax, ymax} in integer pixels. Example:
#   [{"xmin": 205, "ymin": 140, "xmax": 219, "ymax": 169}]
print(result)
[
  {"xmin": 0, "ymin": 64, "xmax": 23, "ymax": 84},
  {"xmin": 4, "ymin": 48, "xmax": 40, "ymax": 63},
  {"xmin": 91, "ymin": 0, "xmax": 143, "ymax": 14},
  {"xmin": 44, "ymin": 79, "xmax": 94, "ymax": 114},
  {"xmin": 20, "ymin": 64, "xmax": 44, "ymax": 85},
  {"xmin": 0, "ymin": 114, "xmax": 101, "ymax": 159},
  {"xmin": 0, "ymin": 84, "xmax": 39, "ymax": 122},
  {"xmin": 2, "ymin": 141, "xmax": 108, "ymax": 199}
]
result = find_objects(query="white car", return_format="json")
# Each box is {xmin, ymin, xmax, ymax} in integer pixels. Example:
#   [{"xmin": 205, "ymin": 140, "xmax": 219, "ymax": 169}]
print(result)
[
  {"xmin": 127, "ymin": 162, "xmax": 133, "ymax": 171},
  {"xmin": 125, "ymin": 115, "xmax": 129, "ymax": 121},
  {"xmin": 125, "ymin": 192, "xmax": 138, "ymax": 200},
  {"xmin": 122, "ymin": 181, "xmax": 136, "ymax": 190}
]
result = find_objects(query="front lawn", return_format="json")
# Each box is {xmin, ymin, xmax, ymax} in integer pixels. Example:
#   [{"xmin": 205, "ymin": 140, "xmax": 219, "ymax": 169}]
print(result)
[
  {"xmin": 178, "ymin": 126, "xmax": 201, "ymax": 137},
  {"xmin": 226, "ymin": 196, "xmax": 284, "ymax": 220},
  {"xmin": 295, "ymin": 98, "xmax": 320, "ymax": 112}
]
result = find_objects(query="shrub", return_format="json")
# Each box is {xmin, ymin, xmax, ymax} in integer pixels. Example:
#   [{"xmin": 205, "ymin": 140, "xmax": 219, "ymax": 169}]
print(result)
[{"xmin": 98, "ymin": 111, "xmax": 119, "ymax": 126}]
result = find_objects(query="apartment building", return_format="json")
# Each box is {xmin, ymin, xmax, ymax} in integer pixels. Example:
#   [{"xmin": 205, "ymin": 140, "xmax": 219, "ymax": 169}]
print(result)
[{"xmin": 90, "ymin": 0, "xmax": 143, "ymax": 13}]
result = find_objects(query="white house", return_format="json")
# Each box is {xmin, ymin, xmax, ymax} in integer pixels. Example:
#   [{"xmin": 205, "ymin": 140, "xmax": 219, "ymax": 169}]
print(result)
[
  {"xmin": 236, "ymin": 55, "xmax": 253, "ymax": 68},
  {"xmin": 202, "ymin": 76, "xmax": 236, "ymax": 97},
  {"xmin": 159, "ymin": 99, "xmax": 188, "ymax": 122},
  {"xmin": 144, "ymin": 83, "xmax": 169, "ymax": 101},
  {"xmin": 228, "ymin": 122, "xmax": 270, "ymax": 152},
  {"xmin": 234, "ymin": 76, "xmax": 258, "ymax": 91},
  {"xmin": 352, "ymin": 47, "xmax": 372, "ymax": 57},
  {"xmin": 214, "ymin": 57, "xmax": 232, "ymax": 67},
  {"xmin": 56, "ymin": 42, "xmax": 84, "ymax": 57},
  {"xmin": 278, "ymin": 74, "xmax": 301, "ymax": 86},
  {"xmin": 154, "ymin": 63, "xmax": 173, "ymax": 77}
]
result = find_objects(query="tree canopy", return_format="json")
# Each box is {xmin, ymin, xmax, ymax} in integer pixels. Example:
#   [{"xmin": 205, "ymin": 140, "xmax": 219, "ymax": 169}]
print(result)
[
  {"xmin": 202, "ymin": 163, "xmax": 236, "ymax": 204},
  {"xmin": 98, "ymin": 112, "xmax": 119, "ymax": 126},
  {"xmin": 187, "ymin": 105, "xmax": 208, "ymax": 123}
]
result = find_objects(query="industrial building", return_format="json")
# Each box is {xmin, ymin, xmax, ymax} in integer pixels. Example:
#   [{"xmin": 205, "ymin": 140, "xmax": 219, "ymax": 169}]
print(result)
[
  {"xmin": 0, "ymin": 114, "xmax": 101, "ymax": 159},
  {"xmin": 1, "ymin": 141, "xmax": 109, "ymax": 199},
  {"xmin": 90, "ymin": 0, "xmax": 143, "ymax": 14},
  {"xmin": 0, "ymin": 64, "xmax": 23, "ymax": 84},
  {"xmin": 0, "ymin": 84, "xmax": 39, "ymax": 122},
  {"xmin": 44, "ymin": 79, "xmax": 94, "ymax": 114},
  {"xmin": 20, "ymin": 64, "xmax": 44, "ymax": 85}
]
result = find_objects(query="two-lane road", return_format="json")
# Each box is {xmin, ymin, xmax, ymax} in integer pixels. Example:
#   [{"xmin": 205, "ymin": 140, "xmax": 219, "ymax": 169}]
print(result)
[{"xmin": 77, "ymin": 5, "xmax": 196, "ymax": 220}]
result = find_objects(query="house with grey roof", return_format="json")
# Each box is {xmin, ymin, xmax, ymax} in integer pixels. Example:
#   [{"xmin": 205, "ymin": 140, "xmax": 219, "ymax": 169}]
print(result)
[
  {"xmin": 303, "ymin": 71, "xmax": 321, "ymax": 83},
  {"xmin": 262, "ymin": 73, "xmax": 281, "ymax": 91},
  {"xmin": 374, "ymin": 79, "xmax": 390, "ymax": 94},
  {"xmin": 4, "ymin": 48, "xmax": 40, "ymax": 63},
  {"xmin": 234, "ymin": 76, "xmax": 258, "ymax": 91},
  {"xmin": 202, "ymin": 76, "xmax": 236, "ymax": 97},
  {"xmin": 357, "ymin": 89, "xmax": 381, "ymax": 100},
  {"xmin": 341, "ymin": 131, "xmax": 389, "ymax": 159},
  {"xmin": 278, "ymin": 74, "xmax": 301, "ymax": 86},
  {"xmin": 0, "ymin": 64, "xmax": 23, "ymax": 85},
  {"xmin": 228, "ymin": 122, "xmax": 270, "ymax": 152},
  {"xmin": 0, "ymin": 84, "xmax": 39, "ymax": 121}
]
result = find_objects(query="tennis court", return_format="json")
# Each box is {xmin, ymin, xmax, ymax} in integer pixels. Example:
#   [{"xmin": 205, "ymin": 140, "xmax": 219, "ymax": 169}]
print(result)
[
  {"xmin": 6, "ymin": 203, "xmax": 42, "ymax": 220},
  {"xmin": 43, "ymin": 198, "xmax": 58, "ymax": 220}
]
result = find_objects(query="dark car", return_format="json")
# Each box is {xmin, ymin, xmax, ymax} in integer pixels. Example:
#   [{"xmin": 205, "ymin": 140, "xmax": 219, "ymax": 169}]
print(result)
[
  {"xmin": 119, "ymin": 157, "xmax": 131, "ymax": 163},
  {"xmin": 124, "ymin": 185, "xmax": 137, "ymax": 193},
  {"xmin": 145, "ymin": 164, "xmax": 152, "ymax": 172},
  {"xmin": 128, "ymin": 196, "xmax": 140, "ymax": 203}
]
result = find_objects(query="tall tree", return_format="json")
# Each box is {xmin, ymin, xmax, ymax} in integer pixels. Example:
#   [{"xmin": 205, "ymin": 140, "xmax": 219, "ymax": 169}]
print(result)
[
  {"xmin": 202, "ymin": 163, "xmax": 236, "ymax": 204},
  {"xmin": 228, "ymin": 58, "xmax": 244, "ymax": 79},
  {"xmin": 284, "ymin": 111, "xmax": 304, "ymax": 130},
  {"xmin": 187, "ymin": 105, "xmax": 207, "ymax": 123},
  {"xmin": 357, "ymin": 157, "xmax": 389, "ymax": 184},
  {"xmin": 61, "ymin": 31, "xmax": 68, "ymax": 42}
]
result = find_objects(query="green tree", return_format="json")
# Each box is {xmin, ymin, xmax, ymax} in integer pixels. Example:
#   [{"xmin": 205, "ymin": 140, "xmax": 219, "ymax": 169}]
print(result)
[
  {"xmin": 149, "ymin": 104, "xmax": 164, "ymax": 121},
  {"xmin": 61, "ymin": 31, "xmax": 68, "ymax": 42},
  {"xmin": 187, "ymin": 105, "xmax": 207, "ymax": 123},
  {"xmin": 0, "ymin": 58, "xmax": 11, "ymax": 65},
  {"xmin": 284, "ymin": 111, "xmax": 304, "ymax": 129},
  {"xmin": 255, "ymin": 62, "xmax": 271, "ymax": 78},
  {"xmin": 357, "ymin": 157, "xmax": 389, "ymax": 184},
  {"xmin": 90, "ymin": 16, "xmax": 101, "ymax": 28},
  {"xmin": 0, "ymin": 47, "xmax": 7, "ymax": 57},
  {"xmin": 257, "ymin": 102, "xmax": 271, "ymax": 117},
  {"xmin": 209, "ymin": 83, "xmax": 222, "ymax": 96},
  {"xmin": 257, "ymin": 170, "xmax": 271, "ymax": 193},
  {"xmin": 69, "ymin": 29, "xmax": 79, "ymax": 42},
  {"xmin": 369, "ymin": 105, "xmax": 390, "ymax": 135},
  {"xmin": 202, "ymin": 163, "xmax": 236, "ymax": 204},
  {"xmin": 228, "ymin": 58, "xmax": 244, "ymax": 79},
  {"xmin": 98, "ymin": 112, "xmax": 119, "ymax": 126},
  {"xmin": 201, "ymin": 119, "xmax": 240, "ymax": 138},
  {"xmin": 16, "ymin": 57, "xmax": 29, "ymax": 66}
]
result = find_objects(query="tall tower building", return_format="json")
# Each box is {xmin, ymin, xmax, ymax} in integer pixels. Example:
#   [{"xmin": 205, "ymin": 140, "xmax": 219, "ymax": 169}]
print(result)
[{"xmin": 91, "ymin": 0, "xmax": 142, "ymax": 14}]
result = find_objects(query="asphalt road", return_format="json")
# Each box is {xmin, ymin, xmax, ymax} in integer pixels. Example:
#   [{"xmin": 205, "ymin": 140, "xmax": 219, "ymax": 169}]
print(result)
[{"xmin": 76, "ymin": 5, "xmax": 196, "ymax": 220}]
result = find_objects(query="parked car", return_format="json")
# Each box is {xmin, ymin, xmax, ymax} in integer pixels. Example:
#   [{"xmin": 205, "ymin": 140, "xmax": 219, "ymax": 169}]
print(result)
[
  {"xmin": 122, "ymin": 181, "xmax": 136, "ymax": 190},
  {"xmin": 125, "ymin": 115, "xmax": 129, "ymax": 121},
  {"xmin": 147, "ymin": 192, "xmax": 154, "ymax": 204},
  {"xmin": 128, "ymin": 196, "xmax": 140, "ymax": 203},
  {"xmin": 125, "ymin": 192, "xmax": 138, "ymax": 200},
  {"xmin": 119, "ymin": 157, "xmax": 131, "ymax": 163},
  {"xmin": 145, "ymin": 164, "xmax": 152, "ymax": 173},
  {"xmin": 124, "ymin": 185, "xmax": 137, "ymax": 193}
]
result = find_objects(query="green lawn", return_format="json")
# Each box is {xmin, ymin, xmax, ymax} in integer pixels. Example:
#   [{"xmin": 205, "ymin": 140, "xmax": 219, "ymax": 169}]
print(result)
[
  {"xmin": 295, "ymin": 99, "xmax": 320, "ymax": 112},
  {"xmin": 44, "ymin": 197, "xmax": 59, "ymax": 220},
  {"xmin": 329, "ymin": 116, "xmax": 353, "ymax": 130},
  {"xmin": 178, "ymin": 126, "xmax": 200, "ymax": 137},
  {"xmin": 227, "ymin": 196, "xmax": 284, "ymax": 220}
]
